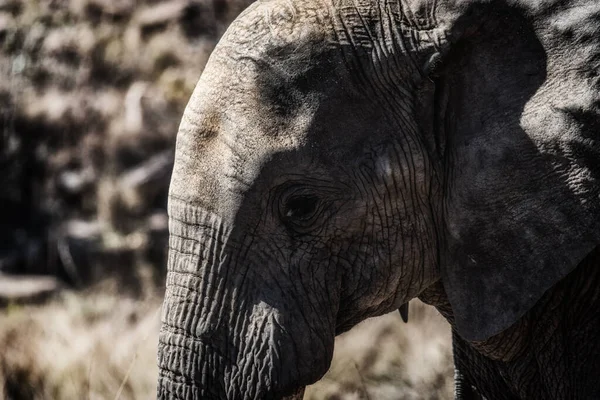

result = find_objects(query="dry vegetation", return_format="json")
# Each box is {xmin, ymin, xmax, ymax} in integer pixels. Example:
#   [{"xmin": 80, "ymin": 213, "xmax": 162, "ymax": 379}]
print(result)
[
  {"xmin": 1, "ymin": 0, "xmax": 256, "ymax": 281},
  {"xmin": 305, "ymin": 302, "xmax": 453, "ymax": 400},
  {"xmin": 0, "ymin": 292, "xmax": 451, "ymax": 400},
  {"xmin": 0, "ymin": 0, "xmax": 453, "ymax": 399},
  {"xmin": 0, "ymin": 289, "xmax": 162, "ymax": 400}
]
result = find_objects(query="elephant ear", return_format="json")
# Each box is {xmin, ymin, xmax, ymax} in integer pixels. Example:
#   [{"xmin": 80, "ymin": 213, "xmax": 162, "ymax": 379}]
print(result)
[{"xmin": 437, "ymin": 3, "xmax": 600, "ymax": 341}]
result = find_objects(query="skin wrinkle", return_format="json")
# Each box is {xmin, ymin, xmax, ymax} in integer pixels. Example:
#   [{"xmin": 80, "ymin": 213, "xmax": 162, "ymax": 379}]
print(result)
[
  {"xmin": 359, "ymin": 49, "xmax": 418, "ymax": 133},
  {"xmin": 159, "ymin": 345, "xmax": 224, "ymax": 394},
  {"xmin": 332, "ymin": 6, "xmax": 375, "ymax": 87},
  {"xmin": 369, "ymin": 31, "xmax": 420, "ymax": 118},
  {"xmin": 386, "ymin": 7, "xmax": 416, "ymax": 75},
  {"xmin": 238, "ymin": 317, "xmax": 268, "ymax": 396},
  {"xmin": 377, "ymin": 167, "xmax": 398, "ymax": 283},
  {"xmin": 230, "ymin": 209, "xmax": 262, "ymax": 288},
  {"xmin": 365, "ymin": 208, "xmax": 380, "ymax": 297},
  {"xmin": 291, "ymin": 246, "xmax": 326, "ymax": 325},
  {"xmin": 199, "ymin": 223, "xmax": 223, "ymax": 328},
  {"xmin": 160, "ymin": 335, "xmax": 234, "ymax": 368},
  {"xmin": 358, "ymin": 205, "xmax": 404, "ymax": 314}
]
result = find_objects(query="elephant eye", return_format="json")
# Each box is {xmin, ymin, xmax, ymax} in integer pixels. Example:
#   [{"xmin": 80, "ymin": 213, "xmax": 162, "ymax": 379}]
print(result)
[
  {"xmin": 283, "ymin": 195, "xmax": 319, "ymax": 221},
  {"xmin": 277, "ymin": 184, "xmax": 335, "ymax": 234}
]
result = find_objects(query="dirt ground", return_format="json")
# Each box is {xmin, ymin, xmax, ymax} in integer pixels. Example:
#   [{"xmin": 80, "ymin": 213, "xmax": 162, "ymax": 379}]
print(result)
[{"xmin": 0, "ymin": 1, "xmax": 453, "ymax": 398}]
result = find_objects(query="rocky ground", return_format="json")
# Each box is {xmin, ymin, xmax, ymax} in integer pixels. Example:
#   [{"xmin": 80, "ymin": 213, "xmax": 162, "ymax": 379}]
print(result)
[{"xmin": 0, "ymin": 1, "xmax": 453, "ymax": 398}]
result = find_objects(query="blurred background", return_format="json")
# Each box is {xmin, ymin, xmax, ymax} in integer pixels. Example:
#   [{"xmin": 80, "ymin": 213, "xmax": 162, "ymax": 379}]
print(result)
[{"xmin": 0, "ymin": 0, "xmax": 452, "ymax": 398}]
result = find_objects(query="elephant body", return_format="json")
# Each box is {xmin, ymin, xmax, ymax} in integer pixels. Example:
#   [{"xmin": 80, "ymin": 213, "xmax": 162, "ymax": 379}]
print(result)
[{"xmin": 157, "ymin": 0, "xmax": 600, "ymax": 398}]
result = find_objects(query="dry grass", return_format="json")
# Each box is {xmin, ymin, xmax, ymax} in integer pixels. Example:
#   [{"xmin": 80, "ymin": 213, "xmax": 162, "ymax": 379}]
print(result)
[
  {"xmin": 0, "ymin": 286, "xmax": 162, "ymax": 400},
  {"xmin": 0, "ymin": 292, "xmax": 452, "ymax": 400},
  {"xmin": 306, "ymin": 301, "xmax": 453, "ymax": 400}
]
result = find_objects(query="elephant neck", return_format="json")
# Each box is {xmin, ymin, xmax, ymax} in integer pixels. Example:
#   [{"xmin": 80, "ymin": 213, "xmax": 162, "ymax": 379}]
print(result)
[{"xmin": 420, "ymin": 245, "xmax": 600, "ymax": 362}]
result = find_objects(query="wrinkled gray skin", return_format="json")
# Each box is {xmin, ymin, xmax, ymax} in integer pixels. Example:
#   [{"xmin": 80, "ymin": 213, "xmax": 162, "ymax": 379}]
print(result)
[{"xmin": 157, "ymin": 0, "xmax": 600, "ymax": 398}]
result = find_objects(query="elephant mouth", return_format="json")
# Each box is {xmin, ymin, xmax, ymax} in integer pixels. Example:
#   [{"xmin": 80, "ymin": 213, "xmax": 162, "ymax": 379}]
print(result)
[{"xmin": 282, "ymin": 386, "xmax": 306, "ymax": 400}]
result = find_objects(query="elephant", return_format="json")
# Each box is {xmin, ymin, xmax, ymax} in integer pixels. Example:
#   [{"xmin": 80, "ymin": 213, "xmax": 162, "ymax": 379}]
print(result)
[{"xmin": 156, "ymin": 0, "xmax": 600, "ymax": 398}]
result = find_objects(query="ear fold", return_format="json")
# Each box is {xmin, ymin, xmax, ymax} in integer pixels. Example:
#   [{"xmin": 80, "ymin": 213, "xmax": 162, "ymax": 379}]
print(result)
[{"xmin": 438, "ymin": 3, "xmax": 600, "ymax": 341}]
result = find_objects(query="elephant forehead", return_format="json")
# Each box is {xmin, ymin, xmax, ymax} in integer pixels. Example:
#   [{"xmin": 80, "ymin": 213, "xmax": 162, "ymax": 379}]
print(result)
[
  {"xmin": 172, "ymin": 80, "xmax": 320, "ymax": 219},
  {"xmin": 181, "ymin": 52, "xmax": 322, "ymax": 162},
  {"xmin": 189, "ymin": 5, "xmax": 340, "ymax": 144},
  {"xmin": 220, "ymin": 0, "xmax": 333, "ymax": 52}
]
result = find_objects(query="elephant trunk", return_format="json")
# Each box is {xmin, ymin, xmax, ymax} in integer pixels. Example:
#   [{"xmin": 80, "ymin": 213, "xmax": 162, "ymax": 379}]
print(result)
[
  {"xmin": 157, "ymin": 207, "xmax": 240, "ymax": 399},
  {"xmin": 156, "ymin": 200, "xmax": 327, "ymax": 399}
]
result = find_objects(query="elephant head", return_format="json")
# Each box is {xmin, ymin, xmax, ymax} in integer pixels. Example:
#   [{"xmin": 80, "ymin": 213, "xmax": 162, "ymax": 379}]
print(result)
[{"xmin": 157, "ymin": 0, "xmax": 600, "ymax": 398}]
